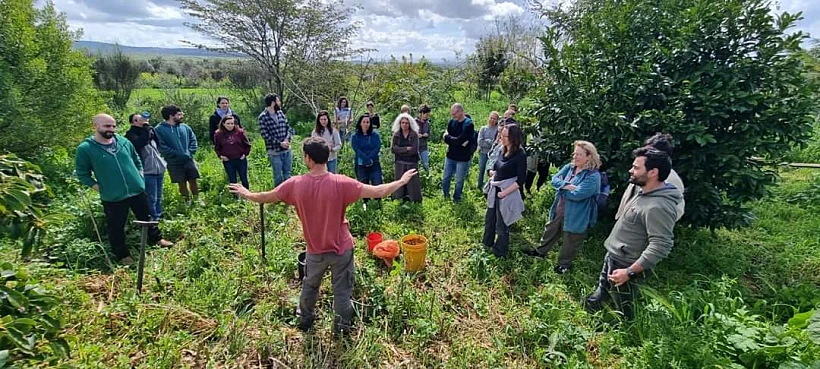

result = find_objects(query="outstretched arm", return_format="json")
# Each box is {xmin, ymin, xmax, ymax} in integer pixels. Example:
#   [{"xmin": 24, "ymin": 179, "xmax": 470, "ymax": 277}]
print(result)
[{"xmin": 360, "ymin": 169, "xmax": 418, "ymax": 199}]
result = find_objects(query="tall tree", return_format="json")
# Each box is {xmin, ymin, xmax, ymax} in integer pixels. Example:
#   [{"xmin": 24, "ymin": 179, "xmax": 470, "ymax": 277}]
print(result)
[
  {"xmin": 531, "ymin": 0, "xmax": 819, "ymax": 229},
  {"xmin": 178, "ymin": 0, "xmax": 364, "ymax": 109},
  {"xmin": 0, "ymin": 0, "xmax": 104, "ymax": 157},
  {"xmin": 92, "ymin": 46, "xmax": 141, "ymax": 111}
]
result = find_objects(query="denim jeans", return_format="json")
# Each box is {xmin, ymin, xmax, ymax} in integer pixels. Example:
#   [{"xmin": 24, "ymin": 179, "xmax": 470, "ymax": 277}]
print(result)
[
  {"xmin": 442, "ymin": 157, "xmax": 470, "ymax": 202},
  {"xmin": 223, "ymin": 158, "xmax": 249, "ymax": 188},
  {"xmin": 477, "ymin": 152, "xmax": 490, "ymax": 189},
  {"xmin": 143, "ymin": 174, "xmax": 164, "ymax": 220},
  {"xmin": 327, "ymin": 159, "xmax": 338, "ymax": 174},
  {"xmin": 268, "ymin": 150, "xmax": 293, "ymax": 187},
  {"xmin": 420, "ymin": 150, "xmax": 430, "ymax": 171},
  {"xmin": 355, "ymin": 162, "xmax": 383, "ymax": 186}
]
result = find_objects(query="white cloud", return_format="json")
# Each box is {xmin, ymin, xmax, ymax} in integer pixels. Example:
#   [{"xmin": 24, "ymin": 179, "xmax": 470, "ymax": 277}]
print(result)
[
  {"xmin": 145, "ymin": 3, "xmax": 185, "ymax": 20},
  {"xmin": 41, "ymin": 0, "xmax": 819, "ymax": 61}
]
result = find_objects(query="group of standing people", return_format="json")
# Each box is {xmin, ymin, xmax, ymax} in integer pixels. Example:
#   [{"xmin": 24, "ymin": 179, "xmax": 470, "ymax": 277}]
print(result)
[
  {"xmin": 477, "ymin": 119, "xmax": 687, "ymax": 319},
  {"xmin": 76, "ymin": 92, "xmax": 687, "ymax": 333}
]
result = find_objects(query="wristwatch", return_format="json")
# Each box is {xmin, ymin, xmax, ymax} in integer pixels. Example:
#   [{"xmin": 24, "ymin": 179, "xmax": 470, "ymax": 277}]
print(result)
[{"xmin": 626, "ymin": 266, "xmax": 637, "ymax": 279}]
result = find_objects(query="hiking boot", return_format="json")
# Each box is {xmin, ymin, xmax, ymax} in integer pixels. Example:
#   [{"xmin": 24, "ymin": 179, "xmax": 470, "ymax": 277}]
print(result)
[
  {"xmin": 553, "ymin": 265, "xmax": 571, "ymax": 274},
  {"xmin": 523, "ymin": 249, "xmax": 545, "ymax": 258},
  {"xmin": 120, "ymin": 256, "xmax": 135, "ymax": 266},
  {"xmin": 584, "ymin": 287, "xmax": 610, "ymax": 313},
  {"xmin": 158, "ymin": 239, "xmax": 174, "ymax": 248},
  {"xmin": 296, "ymin": 317, "xmax": 314, "ymax": 332}
]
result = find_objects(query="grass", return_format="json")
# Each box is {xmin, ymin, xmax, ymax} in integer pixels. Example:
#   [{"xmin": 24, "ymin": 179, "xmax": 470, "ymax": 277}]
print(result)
[{"xmin": 3, "ymin": 109, "xmax": 820, "ymax": 367}]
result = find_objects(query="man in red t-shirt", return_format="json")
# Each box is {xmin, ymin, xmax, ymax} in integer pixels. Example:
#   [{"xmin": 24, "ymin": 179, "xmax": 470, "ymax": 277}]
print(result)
[{"xmin": 230, "ymin": 137, "xmax": 417, "ymax": 335}]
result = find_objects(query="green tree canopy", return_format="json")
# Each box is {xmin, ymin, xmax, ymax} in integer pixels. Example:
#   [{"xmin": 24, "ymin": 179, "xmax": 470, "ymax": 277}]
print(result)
[
  {"xmin": 0, "ymin": 0, "xmax": 104, "ymax": 158},
  {"xmin": 532, "ymin": 0, "xmax": 819, "ymax": 229}
]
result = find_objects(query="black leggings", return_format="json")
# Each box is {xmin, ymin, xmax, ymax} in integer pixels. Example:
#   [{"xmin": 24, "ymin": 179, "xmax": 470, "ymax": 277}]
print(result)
[{"xmin": 525, "ymin": 160, "xmax": 550, "ymax": 193}]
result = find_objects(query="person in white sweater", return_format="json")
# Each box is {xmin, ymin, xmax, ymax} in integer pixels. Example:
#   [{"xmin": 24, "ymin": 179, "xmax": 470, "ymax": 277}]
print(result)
[{"xmin": 311, "ymin": 110, "xmax": 342, "ymax": 173}]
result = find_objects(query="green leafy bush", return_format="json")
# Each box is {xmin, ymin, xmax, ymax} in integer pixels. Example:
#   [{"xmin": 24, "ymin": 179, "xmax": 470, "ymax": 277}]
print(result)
[
  {"xmin": 532, "ymin": 0, "xmax": 819, "ymax": 229},
  {"xmin": 0, "ymin": 262, "xmax": 69, "ymax": 367},
  {"xmin": 0, "ymin": 154, "xmax": 55, "ymax": 258}
]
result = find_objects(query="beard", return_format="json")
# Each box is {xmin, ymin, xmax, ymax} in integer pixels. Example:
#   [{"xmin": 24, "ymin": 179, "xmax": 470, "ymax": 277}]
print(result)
[
  {"xmin": 174, "ymin": 116, "xmax": 184, "ymax": 124},
  {"xmin": 100, "ymin": 131, "xmax": 114, "ymax": 139},
  {"xmin": 629, "ymin": 174, "xmax": 647, "ymax": 186}
]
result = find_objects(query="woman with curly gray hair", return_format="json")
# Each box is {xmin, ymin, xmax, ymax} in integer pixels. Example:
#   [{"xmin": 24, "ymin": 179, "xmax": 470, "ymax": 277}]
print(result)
[{"xmin": 391, "ymin": 113, "xmax": 422, "ymax": 202}]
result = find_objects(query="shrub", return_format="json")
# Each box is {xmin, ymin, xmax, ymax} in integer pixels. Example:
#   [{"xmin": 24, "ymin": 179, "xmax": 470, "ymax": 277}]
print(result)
[{"xmin": 532, "ymin": 0, "xmax": 819, "ymax": 229}]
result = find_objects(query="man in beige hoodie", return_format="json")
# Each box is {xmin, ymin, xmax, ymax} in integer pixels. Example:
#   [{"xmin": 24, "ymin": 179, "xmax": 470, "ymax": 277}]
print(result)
[{"xmin": 585, "ymin": 147, "xmax": 682, "ymax": 319}]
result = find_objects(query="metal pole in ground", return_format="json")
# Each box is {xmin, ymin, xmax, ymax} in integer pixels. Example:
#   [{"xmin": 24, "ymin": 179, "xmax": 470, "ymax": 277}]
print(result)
[
  {"xmin": 260, "ymin": 203, "xmax": 267, "ymax": 264},
  {"xmin": 134, "ymin": 220, "xmax": 158, "ymax": 294}
]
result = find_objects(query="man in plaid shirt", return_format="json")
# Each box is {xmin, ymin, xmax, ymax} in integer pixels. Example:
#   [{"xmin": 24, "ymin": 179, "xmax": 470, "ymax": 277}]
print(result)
[{"xmin": 259, "ymin": 93, "xmax": 293, "ymax": 187}]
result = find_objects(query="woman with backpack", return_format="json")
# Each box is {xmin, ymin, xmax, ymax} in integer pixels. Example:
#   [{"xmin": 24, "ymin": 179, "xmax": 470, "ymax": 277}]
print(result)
[
  {"xmin": 390, "ymin": 113, "xmax": 422, "ymax": 202},
  {"xmin": 524, "ymin": 140, "xmax": 601, "ymax": 274}
]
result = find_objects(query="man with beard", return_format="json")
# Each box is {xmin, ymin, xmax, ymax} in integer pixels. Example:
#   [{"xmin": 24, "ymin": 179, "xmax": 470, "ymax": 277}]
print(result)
[
  {"xmin": 155, "ymin": 105, "xmax": 203, "ymax": 206},
  {"xmin": 584, "ymin": 147, "xmax": 681, "ymax": 319},
  {"xmin": 75, "ymin": 114, "xmax": 173, "ymax": 265}
]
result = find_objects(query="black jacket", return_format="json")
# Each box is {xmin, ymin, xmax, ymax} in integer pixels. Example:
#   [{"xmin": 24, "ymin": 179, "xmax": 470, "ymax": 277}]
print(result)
[{"xmin": 209, "ymin": 111, "xmax": 242, "ymax": 144}]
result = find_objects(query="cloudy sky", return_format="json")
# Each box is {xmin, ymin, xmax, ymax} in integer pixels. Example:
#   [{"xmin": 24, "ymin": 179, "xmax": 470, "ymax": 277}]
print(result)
[{"xmin": 43, "ymin": 0, "xmax": 819, "ymax": 61}]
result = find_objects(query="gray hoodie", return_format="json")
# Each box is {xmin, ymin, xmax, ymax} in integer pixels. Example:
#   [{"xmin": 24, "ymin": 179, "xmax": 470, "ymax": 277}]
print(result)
[
  {"xmin": 478, "ymin": 125, "xmax": 498, "ymax": 154},
  {"xmin": 604, "ymin": 183, "xmax": 682, "ymax": 270}
]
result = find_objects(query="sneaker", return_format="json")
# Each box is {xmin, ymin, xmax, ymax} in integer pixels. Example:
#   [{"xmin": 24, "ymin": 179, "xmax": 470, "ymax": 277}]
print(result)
[
  {"xmin": 523, "ymin": 249, "xmax": 545, "ymax": 258},
  {"xmin": 553, "ymin": 265, "xmax": 571, "ymax": 274},
  {"xmin": 184, "ymin": 198, "xmax": 192, "ymax": 207},
  {"xmin": 158, "ymin": 239, "xmax": 174, "ymax": 248},
  {"xmin": 120, "ymin": 256, "xmax": 135, "ymax": 266}
]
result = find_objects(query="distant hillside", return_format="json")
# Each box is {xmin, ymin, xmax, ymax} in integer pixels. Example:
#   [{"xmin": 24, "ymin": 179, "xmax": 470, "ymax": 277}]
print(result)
[{"xmin": 72, "ymin": 41, "xmax": 242, "ymax": 58}]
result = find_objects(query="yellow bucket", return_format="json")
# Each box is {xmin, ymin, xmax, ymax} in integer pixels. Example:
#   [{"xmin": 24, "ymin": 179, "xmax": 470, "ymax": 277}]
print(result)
[{"xmin": 400, "ymin": 234, "xmax": 428, "ymax": 272}]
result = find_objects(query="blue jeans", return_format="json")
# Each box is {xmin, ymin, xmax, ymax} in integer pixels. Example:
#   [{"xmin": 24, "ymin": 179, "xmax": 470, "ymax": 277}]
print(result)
[
  {"xmin": 143, "ymin": 174, "xmax": 164, "ymax": 220},
  {"xmin": 477, "ymin": 152, "xmax": 490, "ymax": 189},
  {"xmin": 420, "ymin": 150, "xmax": 430, "ymax": 171},
  {"xmin": 223, "ymin": 158, "xmax": 249, "ymax": 188},
  {"xmin": 355, "ymin": 162, "xmax": 383, "ymax": 186},
  {"xmin": 268, "ymin": 150, "xmax": 293, "ymax": 187},
  {"xmin": 327, "ymin": 159, "xmax": 338, "ymax": 174},
  {"xmin": 442, "ymin": 157, "xmax": 470, "ymax": 202}
]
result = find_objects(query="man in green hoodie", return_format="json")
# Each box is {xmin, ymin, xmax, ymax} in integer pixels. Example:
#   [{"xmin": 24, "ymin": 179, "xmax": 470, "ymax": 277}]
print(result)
[
  {"xmin": 584, "ymin": 147, "xmax": 682, "ymax": 319},
  {"xmin": 75, "ymin": 114, "xmax": 174, "ymax": 265}
]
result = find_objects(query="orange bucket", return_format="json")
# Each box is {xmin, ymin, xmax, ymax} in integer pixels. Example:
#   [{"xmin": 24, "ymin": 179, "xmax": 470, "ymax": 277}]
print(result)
[
  {"xmin": 400, "ymin": 234, "xmax": 428, "ymax": 272},
  {"xmin": 366, "ymin": 232, "xmax": 383, "ymax": 252}
]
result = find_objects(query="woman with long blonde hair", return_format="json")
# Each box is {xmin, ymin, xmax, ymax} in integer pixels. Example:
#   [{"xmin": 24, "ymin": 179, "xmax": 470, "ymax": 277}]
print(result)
[{"xmin": 524, "ymin": 140, "xmax": 601, "ymax": 274}]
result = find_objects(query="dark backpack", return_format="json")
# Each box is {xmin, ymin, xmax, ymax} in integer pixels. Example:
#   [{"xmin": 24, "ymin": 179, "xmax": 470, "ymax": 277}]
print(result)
[
  {"xmin": 596, "ymin": 170, "xmax": 611, "ymax": 212},
  {"xmin": 463, "ymin": 118, "xmax": 478, "ymax": 159}
]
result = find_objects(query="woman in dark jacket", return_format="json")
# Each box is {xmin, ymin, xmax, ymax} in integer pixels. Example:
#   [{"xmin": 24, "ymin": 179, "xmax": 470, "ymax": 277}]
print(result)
[
  {"xmin": 482, "ymin": 124, "xmax": 527, "ymax": 257},
  {"xmin": 214, "ymin": 115, "xmax": 251, "ymax": 189},
  {"xmin": 351, "ymin": 115, "xmax": 383, "ymax": 188},
  {"xmin": 391, "ymin": 113, "xmax": 422, "ymax": 202},
  {"xmin": 209, "ymin": 96, "xmax": 242, "ymax": 144}
]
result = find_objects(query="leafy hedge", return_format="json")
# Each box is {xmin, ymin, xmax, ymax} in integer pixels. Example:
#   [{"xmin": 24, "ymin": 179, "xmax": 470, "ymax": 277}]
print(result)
[{"xmin": 532, "ymin": 0, "xmax": 819, "ymax": 229}]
